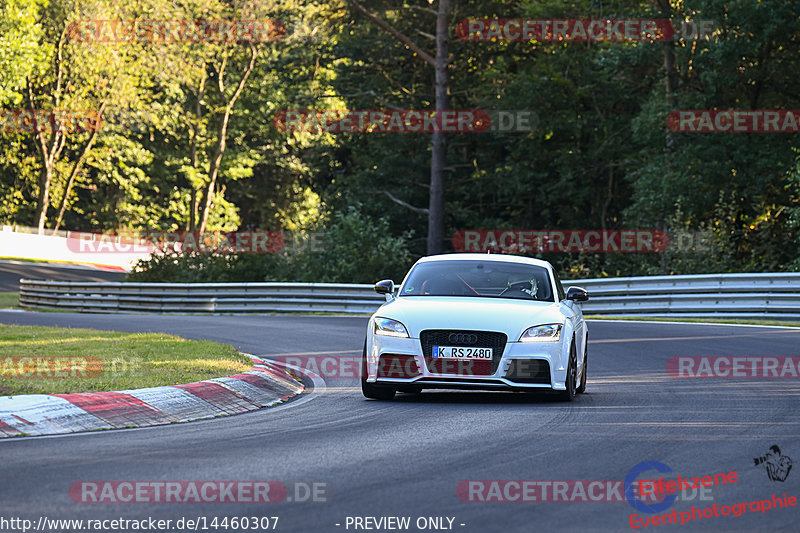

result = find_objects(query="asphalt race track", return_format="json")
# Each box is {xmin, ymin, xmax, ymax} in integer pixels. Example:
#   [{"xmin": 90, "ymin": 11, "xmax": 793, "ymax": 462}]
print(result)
[
  {"xmin": 1, "ymin": 310, "xmax": 799, "ymax": 533},
  {"xmin": 0, "ymin": 261, "xmax": 124, "ymax": 292}
]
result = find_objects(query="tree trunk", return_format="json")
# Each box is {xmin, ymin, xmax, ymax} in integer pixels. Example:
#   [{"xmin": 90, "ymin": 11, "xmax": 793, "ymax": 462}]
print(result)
[
  {"xmin": 53, "ymin": 102, "xmax": 106, "ymax": 232},
  {"xmin": 36, "ymin": 165, "xmax": 52, "ymax": 233},
  {"xmin": 427, "ymin": 0, "xmax": 450, "ymax": 255},
  {"xmin": 198, "ymin": 114, "xmax": 229, "ymax": 233},
  {"xmin": 188, "ymin": 73, "xmax": 206, "ymax": 231},
  {"xmin": 655, "ymin": 0, "xmax": 676, "ymax": 274},
  {"xmin": 663, "ymin": 22, "xmax": 676, "ymax": 149},
  {"xmin": 197, "ymin": 47, "xmax": 257, "ymax": 234},
  {"xmin": 347, "ymin": 0, "xmax": 450, "ymax": 254},
  {"xmin": 30, "ymin": 106, "xmax": 64, "ymax": 235},
  {"xmin": 30, "ymin": 28, "xmax": 68, "ymax": 234},
  {"xmin": 189, "ymin": 189, "xmax": 197, "ymax": 231},
  {"xmin": 601, "ymin": 167, "xmax": 613, "ymax": 232}
]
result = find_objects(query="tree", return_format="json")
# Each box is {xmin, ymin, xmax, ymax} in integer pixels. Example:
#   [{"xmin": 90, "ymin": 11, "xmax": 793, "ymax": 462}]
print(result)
[
  {"xmin": 0, "ymin": 0, "xmax": 48, "ymax": 106},
  {"xmin": 24, "ymin": 0, "xmax": 147, "ymax": 233},
  {"xmin": 197, "ymin": 44, "xmax": 259, "ymax": 233},
  {"xmin": 347, "ymin": 0, "xmax": 450, "ymax": 254}
]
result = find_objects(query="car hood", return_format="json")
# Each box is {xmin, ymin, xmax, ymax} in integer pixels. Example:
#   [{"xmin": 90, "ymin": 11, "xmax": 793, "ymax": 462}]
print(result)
[{"xmin": 375, "ymin": 296, "xmax": 568, "ymax": 339}]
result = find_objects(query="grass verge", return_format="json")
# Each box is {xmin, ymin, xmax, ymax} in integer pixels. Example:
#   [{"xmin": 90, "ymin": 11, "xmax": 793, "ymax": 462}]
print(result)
[
  {"xmin": 0, "ymin": 324, "xmax": 250, "ymax": 395},
  {"xmin": 0, "ymin": 292, "xmax": 20, "ymax": 309},
  {"xmin": 585, "ymin": 316, "xmax": 800, "ymax": 328}
]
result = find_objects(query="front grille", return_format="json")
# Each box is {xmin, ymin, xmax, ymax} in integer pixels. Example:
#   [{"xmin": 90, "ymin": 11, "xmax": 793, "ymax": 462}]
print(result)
[
  {"xmin": 420, "ymin": 330, "xmax": 507, "ymax": 376},
  {"xmin": 505, "ymin": 359, "xmax": 551, "ymax": 384},
  {"xmin": 377, "ymin": 354, "xmax": 421, "ymax": 378}
]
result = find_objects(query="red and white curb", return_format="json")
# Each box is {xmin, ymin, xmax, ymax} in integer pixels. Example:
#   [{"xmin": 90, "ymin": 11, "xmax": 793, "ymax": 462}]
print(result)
[{"xmin": 0, "ymin": 355, "xmax": 303, "ymax": 438}]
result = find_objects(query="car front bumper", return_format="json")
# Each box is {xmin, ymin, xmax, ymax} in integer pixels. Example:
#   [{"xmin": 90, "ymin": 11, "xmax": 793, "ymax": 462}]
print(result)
[{"xmin": 366, "ymin": 332, "xmax": 569, "ymax": 391}]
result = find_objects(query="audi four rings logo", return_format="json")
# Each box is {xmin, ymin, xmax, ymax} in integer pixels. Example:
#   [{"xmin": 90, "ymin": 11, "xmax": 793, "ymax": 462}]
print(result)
[{"xmin": 449, "ymin": 333, "xmax": 478, "ymax": 344}]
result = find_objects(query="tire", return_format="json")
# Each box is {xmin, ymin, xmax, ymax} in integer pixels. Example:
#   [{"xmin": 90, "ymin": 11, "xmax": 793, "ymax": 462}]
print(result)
[
  {"xmin": 361, "ymin": 340, "xmax": 396, "ymax": 400},
  {"xmin": 576, "ymin": 342, "xmax": 587, "ymax": 394},
  {"xmin": 557, "ymin": 340, "xmax": 578, "ymax": 402}
]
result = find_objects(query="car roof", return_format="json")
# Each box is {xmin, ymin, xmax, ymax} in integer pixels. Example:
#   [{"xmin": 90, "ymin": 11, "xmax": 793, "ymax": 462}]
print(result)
[{"xmin": 415, "ymin": 253, "xmax": 553, "ymax": 270}]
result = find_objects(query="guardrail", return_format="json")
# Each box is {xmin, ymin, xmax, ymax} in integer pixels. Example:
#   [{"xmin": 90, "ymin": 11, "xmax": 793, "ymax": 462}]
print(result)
[
  {"xmin": 19, "ymin": 281, "xmax": 385, "ymax": 314},
  {"xmin": 18, "ymin": 273, "xmax": 800, "ymax": 318},
  {"xmin": 573, "ymin": 273, "xmax": 800, "ymax": 318}
]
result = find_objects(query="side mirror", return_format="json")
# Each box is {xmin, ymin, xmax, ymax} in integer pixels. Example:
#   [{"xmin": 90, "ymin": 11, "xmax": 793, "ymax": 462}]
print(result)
[
  {"xmin": 374, "ymin": 280, "xmax": 395, "ymax": 295},
  {"xmin": 566, "ymin": 286, "xmax": 589, "ymax": 302}
]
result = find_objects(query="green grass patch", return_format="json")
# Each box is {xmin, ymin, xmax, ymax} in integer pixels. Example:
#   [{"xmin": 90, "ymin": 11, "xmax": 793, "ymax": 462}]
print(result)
[
  {"xmin": 0, "ymin": 325, "xmax": 250, "ymax": 395},
  {"xmin": 0, "ymin": 292, "xmax": 20, "ymax": 309},
  {"xmin": 586, "ymin": 316, "xmax": 800, "ymax": 328}
]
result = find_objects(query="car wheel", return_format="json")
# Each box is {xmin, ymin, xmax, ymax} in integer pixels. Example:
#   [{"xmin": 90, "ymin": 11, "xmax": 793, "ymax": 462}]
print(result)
[
  {"xmin": 361, "ymin": 340, "xmax": 396, "ymax": 400},
  {"xmin": 557, "ymin": 340, "xmax": 578, "ymax": 402},
  {"xmin": 576, "ymin": 342, "xmax": 587, "ymax": 394}
]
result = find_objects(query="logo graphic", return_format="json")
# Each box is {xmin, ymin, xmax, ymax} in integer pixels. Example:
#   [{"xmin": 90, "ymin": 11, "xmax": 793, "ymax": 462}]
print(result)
[
  {"xmin": 754, "ymin": 445, "xmax": 793, "ymax": 482},
  {"xmin": 625, "ymin": 461, "xmax": 677, "ymax": 514},
  {"xmin": 448, "ymin": 333, "xmax": 477, "ymax": 345}
]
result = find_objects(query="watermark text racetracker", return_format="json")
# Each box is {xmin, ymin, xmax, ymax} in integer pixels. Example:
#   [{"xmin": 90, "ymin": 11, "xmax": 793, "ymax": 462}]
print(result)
[
  {"xmin": 273, "ymin": 109, "xmax": 537, "ymax": 133},
  {"xmin": 1, "ymin": 109, "xmax": 102, "ymax": 134},
  {"xmin": 2, "ymin": 108, "xmax": 163, "ymax": 135},
  {"xmin": 66, "ymin": 230, "xmax": 367, "ymax": 255},
  {"xmin": 667, "ymin": 356, "xmax": 800, "ymax": 378},
  {"xmin": 275, "ymin": 354, "xmax": 361, "ymax": 384},
  {"xmin": 452, "ymin": 230, "xmax": 670, "ymax": 254},
  {"xmin": 667, "ymin": 110, "xmax": 800, "ymax": 133},
  {"xmin": 70, "ymin": 480, "xmax": 330, "ymax": 504},
  {"xmin": 456, "ymin": 480, "xmax": 716, "ymax": 503},
  {"xmin": 456, "ymin": 18, "xmax": 715, "ymax": 42},
  {"xmin": 68, "ymin": 230, "xmax": 284, "ymax": 254},
  {"xmin": 1, "ymin": 356, "xmax": 103, "ymax": 378},
  {"xmin": 272, "ymin": 353, "xmax": 523, "ymax": 384},
  {"xmin": 67, "ymin": 19, "xmax": 286, "ymax": 43}
]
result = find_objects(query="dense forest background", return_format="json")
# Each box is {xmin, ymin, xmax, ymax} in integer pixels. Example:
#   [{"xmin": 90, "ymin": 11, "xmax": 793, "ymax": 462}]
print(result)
[{"xmin": 1, "ymin": 0, "xmax": 799, "ymax": 283}]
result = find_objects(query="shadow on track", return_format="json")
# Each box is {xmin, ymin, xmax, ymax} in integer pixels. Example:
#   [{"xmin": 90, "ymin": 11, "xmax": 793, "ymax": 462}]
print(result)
[{"xmin": 384, "ymin": 390, "xmax": 589, "ymax": 404}]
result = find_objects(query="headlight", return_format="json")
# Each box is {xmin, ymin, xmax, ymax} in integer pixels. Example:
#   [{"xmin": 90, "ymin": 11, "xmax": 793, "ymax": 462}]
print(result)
[
  {"xmin": 374, "ymin": 317, "xmax": 409, "ymax": 338},
  {"xmin": 519, "ymin": 324, "xmax": 562, "ymax": 342}
]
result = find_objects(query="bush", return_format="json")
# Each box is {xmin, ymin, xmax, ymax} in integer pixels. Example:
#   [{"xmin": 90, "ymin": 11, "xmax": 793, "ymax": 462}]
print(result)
[
  {"xmin": 127, "ymin": 207, "xmax": 414, "ymax": 284},
  {"xmin": 288, "ymin": 207, "xmax": 413, "ymax": 283},
  {"xmin": 126, "ymin": 252, "xmax": 288, "ymax": 283}
]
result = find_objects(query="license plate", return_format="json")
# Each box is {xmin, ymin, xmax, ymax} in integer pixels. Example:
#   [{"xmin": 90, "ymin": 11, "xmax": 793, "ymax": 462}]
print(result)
[{"xmin": 432, "ymin": 346, "xmax": 493, "ymax": 360}]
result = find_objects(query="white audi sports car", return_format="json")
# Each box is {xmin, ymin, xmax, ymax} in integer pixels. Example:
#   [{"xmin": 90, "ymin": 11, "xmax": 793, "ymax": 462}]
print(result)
[{"xmin": 362, "ymin": 254, "xmax": 589, "ymax": 401}]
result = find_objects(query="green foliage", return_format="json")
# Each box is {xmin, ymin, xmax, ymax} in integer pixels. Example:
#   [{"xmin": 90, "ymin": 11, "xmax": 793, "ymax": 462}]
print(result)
[
  {"xmin": 127, "ymin": 251, "xmax": 287, "ymax": 283},
  {"xmin": 3, "ymin": 0, "xmax": 800, "ymax": 279},
  {"xmin": 0, "ymin": 0, "xmax": 49, "ymax": 106},
  {"xmin": 289, "ymin": 206, "xmax": 414, "ymax": 283},
  {"xmin": 128, "ymin": 206, "xmax": 414, "ymax": 283}
]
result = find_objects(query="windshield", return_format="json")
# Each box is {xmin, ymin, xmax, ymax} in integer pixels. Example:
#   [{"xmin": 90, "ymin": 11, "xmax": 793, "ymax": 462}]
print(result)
[{"xmin": 400, "ymin": 260, "xmax": 554, "ymax": 302}]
